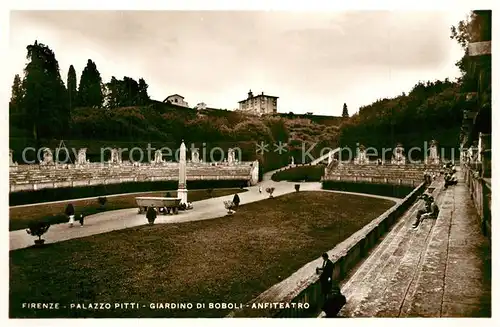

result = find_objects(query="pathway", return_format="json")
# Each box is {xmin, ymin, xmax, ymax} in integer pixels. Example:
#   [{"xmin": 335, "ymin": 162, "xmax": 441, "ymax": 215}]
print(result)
[
  {"xmin": 335, "ymin": 172, "xmax": 491, "ymax": 317},
  {"xmin": 10, "ymin": 179, "xmax": 400, "ymax": 251}
]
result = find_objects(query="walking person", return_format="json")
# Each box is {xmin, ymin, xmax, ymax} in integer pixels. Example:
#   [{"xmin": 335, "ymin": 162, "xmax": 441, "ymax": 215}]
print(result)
[
  {"xmin": 65, "ymin": 203, "xmax": 75, "ymax": 228},
  {"xmin": 259, "ymin": 186, "xmax": 262, "ymax": 194},
  {"xmin": 78, "ymin": 214, "xmax": 85, "ymax": 227}
]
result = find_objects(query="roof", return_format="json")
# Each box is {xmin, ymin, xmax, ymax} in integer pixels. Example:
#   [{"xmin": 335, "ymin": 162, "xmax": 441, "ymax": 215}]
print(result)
[
  {"xmin": 164, "ymin": 94, "xmax": 185, "ymax": 100},
  {"xmin": 238, "ymin": 94, "xmax": 279, "ymax": 103}
]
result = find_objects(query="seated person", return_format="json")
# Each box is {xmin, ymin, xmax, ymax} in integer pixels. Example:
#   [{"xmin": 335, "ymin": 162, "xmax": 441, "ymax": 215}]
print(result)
[
  {"xmin": 413, "ymin": 195, "xmax": 439, "ymax": 228},
  {"xmin": 444, "ymin": 172, "xmax": 458, "ymax": 188}
]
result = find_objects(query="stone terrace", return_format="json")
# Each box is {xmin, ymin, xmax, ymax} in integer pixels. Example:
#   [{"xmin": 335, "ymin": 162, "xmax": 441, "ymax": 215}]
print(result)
[
  {"xmin": 9, "ymin": 161, "xmax": 258, "ymax": 192},
  {"xmin": 324, "ymin": 163, "xmax": 444, "ymax": 187},
  {"xmin": 338, "ymin": 171, "xmax": 491, "ymax": 317}
]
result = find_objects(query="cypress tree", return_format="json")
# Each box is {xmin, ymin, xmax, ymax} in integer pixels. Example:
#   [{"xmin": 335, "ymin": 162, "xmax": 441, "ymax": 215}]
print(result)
[
  {"xmin": 78, "ymin": 59, "xmax": 103, "ymax": 108},
  {"xmin": 10, "ymin": 74, "xmax": 24, "ymax": 114},
  {"xmin": 342, "ymin": 103, "xmax": 349, "ymax": 118},
  {"xmin": 67, "ymin": 65, "xmax": 77, "ymax": 111}
]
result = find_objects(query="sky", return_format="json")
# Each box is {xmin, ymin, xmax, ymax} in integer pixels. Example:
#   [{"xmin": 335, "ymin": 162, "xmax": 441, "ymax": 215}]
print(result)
[{"xmin": 8, "ymin": 10, "xmax": 469, "ymax": 116}]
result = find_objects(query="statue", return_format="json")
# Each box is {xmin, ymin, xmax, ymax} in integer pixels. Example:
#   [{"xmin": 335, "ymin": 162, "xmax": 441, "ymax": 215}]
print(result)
[
  {"xmin": 109, "ymin": 148, "xmax": 122, "ymax": 164},
  {"xmin": 228, "ymin": 148, "xmax": 235, "ymax": 165},
  {"xmin": 9, "ymin": 149, "xmax": 17, "ymax": 166},
  {"xmin": 468, "ymin": 141, "xmax": 479, "ymax": 163},
  {"xmin": 77, "ymin": 148, "xmax": 87, "ymax": 166},
  {"xmin": 426, "ymin": 140, "xmax": 440, "ymax": 165},
  {"xmin": 391, "ymin": 143, "xmax": 406, "ymax": 165},
  {"xmin": 191, "ymin": 148, "xmax": 200, "ymax": 163},
  {"xmin": 153, "ymin": 149, "xmax": 164, "ymax": 165},
  {"xmin": 41, "ymin": 148, "xmax": 54, "ymax": 165},
  {"xmin": 290, "ymin": 156, "xmax": 295, "ymax": 166},
  {"xmin": 354, "ymin": 144, "xmax": 369, "ymax": 165}
]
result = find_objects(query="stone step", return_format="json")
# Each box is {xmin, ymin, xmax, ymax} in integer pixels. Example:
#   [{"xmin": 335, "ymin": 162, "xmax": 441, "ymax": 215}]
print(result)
[{"xmin": 340, "ymin": 182, "xmax": 446, "ymax": 317}]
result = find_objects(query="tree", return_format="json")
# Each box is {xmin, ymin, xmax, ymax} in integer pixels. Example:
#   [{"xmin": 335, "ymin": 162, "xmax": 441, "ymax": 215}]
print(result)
[
  {"xmin": 451, "ymin": 10, "xmax": 491, "ymax": 143},
  {"xmin": 9, "ymin": 74, "xmax": 23, "ymax": 113},
  {"xmin": 137, "ymin": 78, "xmax": 150, "ymax": 105},
  {"xmin": 78, "ymin": 59, "xmax": 103, "ymax": 108},
  {"xmin": 67, "ymin": 65, "xmax": 77, "ymax": 112},
  {"xmin": 342, "ymin": 103, "xmax": 349, "ymax": 118},
  {"xmin": 104, "ymin": 76, "xmax": 150, "ymax": 108},
  {"xmin": 20, "ymin": 40, "xmax": 68, "ymax": 142}
]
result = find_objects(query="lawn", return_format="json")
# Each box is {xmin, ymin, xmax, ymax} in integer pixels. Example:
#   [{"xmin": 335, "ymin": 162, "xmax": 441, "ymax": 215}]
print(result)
[
  {"xmin": 10, "ymin": 191, "xmax": 395, "ymax": 318},
  {"xmin": 9, "ymin": 188, "xmax": 246, "ymax": 231}
]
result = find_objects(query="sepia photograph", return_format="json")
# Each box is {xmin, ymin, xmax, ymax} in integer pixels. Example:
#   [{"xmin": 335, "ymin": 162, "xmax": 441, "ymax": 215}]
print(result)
[{"xmin": 7, "ymin": 5, "xmax": 492, "ymax": 321}]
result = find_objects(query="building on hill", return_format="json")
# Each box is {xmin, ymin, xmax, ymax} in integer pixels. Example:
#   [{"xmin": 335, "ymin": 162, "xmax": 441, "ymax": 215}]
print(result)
[
  {"xmin": 163, "ymin": 94, "xmax": 189, "ymax": 108},
  {"xmin": 237, "ymin": 90, "xmax": 278, "ymax": 116}
]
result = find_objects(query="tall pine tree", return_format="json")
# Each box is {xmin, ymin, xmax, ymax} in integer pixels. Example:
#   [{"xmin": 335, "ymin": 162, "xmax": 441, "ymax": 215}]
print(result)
[
  {"xmin": 104, "ymin": 76, "xmax": 150, "ymax": 108},
  {"xmin": 137, "ymin": 78, "xmax": 150, "ymax": 105},
  {"xmin": 342, "ymin": 103, "xmax": 349, "ymax": 117},
  {"xmin": 10, "ymin": 74, "xmax": 24, "ymax": 114},
  {"xmin": 67, "ymin": 65, "xmax": 77, "ymax": 112},
  {"xmin": 21, "ymin": 41, "xmax": 68, "ymax": 142},
  {"xmin": 78, "ymin": 59, "xmax": 103, "ymax": 108}
]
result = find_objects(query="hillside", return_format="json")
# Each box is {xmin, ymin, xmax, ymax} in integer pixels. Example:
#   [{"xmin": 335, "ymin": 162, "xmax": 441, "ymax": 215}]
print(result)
[
  {"xmin": 10, "ymin": 100, "xmax": 344, "ymax": 173},
  {"xmin": 338, "ymin": 80, "xmax": 466, "ymax": 160}
]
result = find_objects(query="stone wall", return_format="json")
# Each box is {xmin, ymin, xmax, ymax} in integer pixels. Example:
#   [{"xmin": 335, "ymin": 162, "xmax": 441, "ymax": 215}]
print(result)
[
  {"xmin": 9, "ymin": 161, "xmax": 259, "ymax": 193},
  {"xmin": 228, "ymin": 182, "xmax": 427, "ymax": 318},
  {"xmin": 323, "ymin": 163, "xmax": 443, "ymax": 187},
  {"xmin": 463, "ymin": 165, "xmax": 491, "ymax": 238}
]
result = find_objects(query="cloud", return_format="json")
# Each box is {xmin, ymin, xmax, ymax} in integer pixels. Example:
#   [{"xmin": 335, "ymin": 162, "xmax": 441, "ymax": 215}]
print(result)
[{"xmin": 9, "ymin": 10, "xmax": 464, "ymax": 115}]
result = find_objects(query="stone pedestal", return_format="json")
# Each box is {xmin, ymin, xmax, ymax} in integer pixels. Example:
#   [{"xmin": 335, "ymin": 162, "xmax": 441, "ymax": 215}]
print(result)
[{"xmin": 177, "ymin": 188, "xmax": 188, "ymax": 205}]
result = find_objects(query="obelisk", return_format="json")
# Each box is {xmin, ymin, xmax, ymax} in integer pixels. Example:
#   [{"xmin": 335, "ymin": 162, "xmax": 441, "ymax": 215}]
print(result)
[{"xmin": 177, "ymin": 140, "xmax": 188, "ymax": 205}]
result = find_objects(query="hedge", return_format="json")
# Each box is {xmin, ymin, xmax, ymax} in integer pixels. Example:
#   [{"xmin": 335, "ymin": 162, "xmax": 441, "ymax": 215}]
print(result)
[
  {"xmin": 271, "ymin": 165, "xmax": 325, "ymax": 182},
  {"xmin": 10, "ymin": 180, "xmax": 248, "ymax": 206},
  {"xmin": 321, "ymin": 181, "xmax": 414, "ymax": 199}
]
